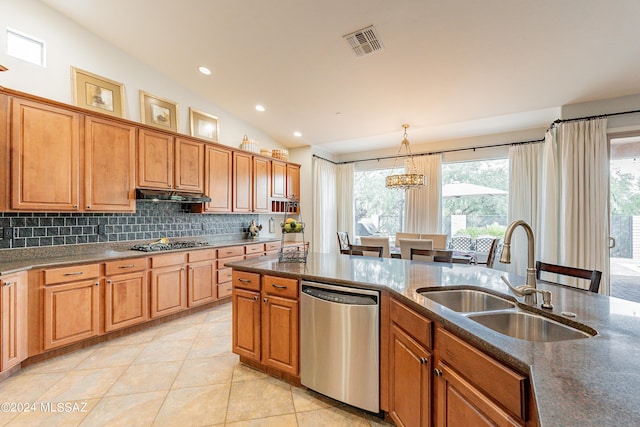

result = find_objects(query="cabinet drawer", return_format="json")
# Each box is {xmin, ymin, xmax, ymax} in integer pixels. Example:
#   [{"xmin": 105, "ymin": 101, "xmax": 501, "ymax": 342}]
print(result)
[
  {"xmin": 217, "ymin": 256, "xmax": 244, "ymax": 269},
  {"xmin": 245, "ymin": 253, "xmax": 264, "ymax": 259},
  {"xmin": 233, "ymin": 271, "xmax": 261, "ymax": 291},
  {"xmin": 105, "ymin": 258, "xmax": 147, "ymax": 275},
  {"xmin": 218, "ymin": 282, "xmax": 232, "ymax": 298},
  {"xmin": 263, "ymin": 275, "xmax": 298, "ymax": 299},
  {"xmin": 217, "ymin": 267, "xmax": 233, "ymax": 284},
  {"xmin": 390, "ymin": 298, "xmax": 432, "ymax": 350},
  {"xmin": 150, "ymin": 253, "xmax": 186, "ymax": 268},
  {"xmin": 44, "ymin": 263, "xmax": 101, "ymax": 285},
  {"xmin": 217, "ymin": 246, "xmax": 244, "ymax": 258},
  {"xmin": 245, "ymin": 243, "xmax": 265, "ymax": 255},
  {"xmin": 265, "ymin": 241, "xmax": 281, "ymax": 252},
  {"xmin": 188, "ymin": 249, "xmax": 216, "ymax": 263},
  {"xmin": 435, "ymin": 327, "xmax": 527, "ymax": 420}
]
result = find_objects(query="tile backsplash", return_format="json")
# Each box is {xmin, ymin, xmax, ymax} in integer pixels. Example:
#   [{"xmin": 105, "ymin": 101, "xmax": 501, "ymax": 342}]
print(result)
[{"xmin": 0, "ymin": 201, "xmax": 259, "ymax": 249}]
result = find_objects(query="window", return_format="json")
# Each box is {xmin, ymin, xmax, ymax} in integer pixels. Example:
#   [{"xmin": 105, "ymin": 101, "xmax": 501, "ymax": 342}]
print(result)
[
  {"xmin": 354, "ymin": 168, "xmax": 405, "ymax": 240},
  {"xmin": 6, "ymin": 28, "xmax": 46, "ymax": 66},
  {"xmin": 441, "ymin": 159, "xmax": 509, "ymax": 243}
]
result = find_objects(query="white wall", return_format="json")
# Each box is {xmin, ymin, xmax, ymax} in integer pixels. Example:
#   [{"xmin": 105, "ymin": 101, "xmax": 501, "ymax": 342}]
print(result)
[
  {"xmin": 561, "ymin": 93, "xmax": 640, "ymax": 134},
  {"xmin": 0, "ymin": 0, "xmax": 284, "ymax": 151}
]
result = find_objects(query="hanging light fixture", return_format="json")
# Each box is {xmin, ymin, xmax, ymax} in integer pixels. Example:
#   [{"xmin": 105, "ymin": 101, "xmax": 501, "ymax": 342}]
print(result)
[{"xmin": 385, "ymin": 124, "xmax": 425, "ymax": 190}]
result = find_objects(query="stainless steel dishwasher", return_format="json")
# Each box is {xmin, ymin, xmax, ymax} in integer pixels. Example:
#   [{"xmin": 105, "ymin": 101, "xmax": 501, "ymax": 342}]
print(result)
[{"xmin": 300, "ymin": 281, "xmax": 380, "ymax": 413}]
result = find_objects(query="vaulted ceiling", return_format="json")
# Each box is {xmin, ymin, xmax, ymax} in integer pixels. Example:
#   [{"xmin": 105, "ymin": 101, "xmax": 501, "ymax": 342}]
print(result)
[{"xmin": 42, "ymin": 0, "xmax": 640, "ymax": 154}]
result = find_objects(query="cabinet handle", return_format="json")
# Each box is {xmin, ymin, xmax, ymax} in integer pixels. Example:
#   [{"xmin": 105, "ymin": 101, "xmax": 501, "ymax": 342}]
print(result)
[
  {"xmin": 87, "ymin": 205, "xmax": 91, "ymax": 209},
  {"xmin": 118, "ymin": 264, "xmax": 135, "ymax": 269},
  {"xmin": 3, "ymin": 281, "xmax": 13, "ymax": 287},
  {"xmin": 95, "ymin": 282, "xmax": 99, "ymax": 286},
  {"xmin": 419, "ymin": 357, "xmax": 428, "ymax": 365},
  {"xmin": 434, "ymin": 368, "xmax": 442, "ymax": 376},
  {"xmin": 63, "ymin": 271, "xmax": 84, "ymax": 276},
  {"xmin": 253, "ymin": 296, "xmax": 259, "ymax": 301},
  {"xmin": 238, "ymin": 278, "xmax": 251, "ymax": 283},
  {"xmin": 263, "ymin": 297, "xmax": 268, "ymax": 303},
  {"xmin": 106, "ymin": 279, "xmax": 113, "ymax": 284},
  {"xmin": 271, "ymin": 283, "xmax": 287, "ymax": 289},
  {"xmin": 73, "ymin": 204, "xmax": 78, "ymax": 209},
  {"xmin": 181, "ymin": 267, "xmax": 186, "ymax": 271}
]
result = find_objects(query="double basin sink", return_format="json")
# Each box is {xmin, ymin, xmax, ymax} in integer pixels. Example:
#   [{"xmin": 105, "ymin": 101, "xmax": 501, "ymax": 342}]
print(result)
[{"xmin": 419, "ymin": 288, "xmax": 596, "ymax": 342}]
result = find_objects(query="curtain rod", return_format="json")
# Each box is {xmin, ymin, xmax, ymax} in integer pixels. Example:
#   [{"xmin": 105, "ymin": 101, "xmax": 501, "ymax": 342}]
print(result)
[
  {"xmin": 312, "ymin": 137, "xmax": 544, "ymax": 166},
  {"xmin": 550, "ymin": 107, "xmax": 640, "ymax": 128}
]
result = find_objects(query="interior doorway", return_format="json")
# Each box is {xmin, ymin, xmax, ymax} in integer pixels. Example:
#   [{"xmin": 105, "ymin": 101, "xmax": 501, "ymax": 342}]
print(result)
[{"xmin": 609, "ymin": 132, "xmax": 640, "ymax": 303}]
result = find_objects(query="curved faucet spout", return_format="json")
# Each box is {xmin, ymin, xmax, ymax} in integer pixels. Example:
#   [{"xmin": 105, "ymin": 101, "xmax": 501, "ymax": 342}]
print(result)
[{"xmin": 499, "ymin": 220, "xmax": 540, "ymax": 305}]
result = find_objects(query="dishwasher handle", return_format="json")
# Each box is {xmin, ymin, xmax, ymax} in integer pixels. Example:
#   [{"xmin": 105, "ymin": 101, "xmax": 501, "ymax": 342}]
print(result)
[{"xmin": 302, "ymin": 285, "xmax": 378, "ymax": 305}]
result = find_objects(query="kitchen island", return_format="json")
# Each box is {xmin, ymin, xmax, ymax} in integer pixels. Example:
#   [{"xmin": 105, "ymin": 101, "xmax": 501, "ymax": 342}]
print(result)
[{"xmin": 227, "ymin": 252, "xmax": 640, "ymax": 427}]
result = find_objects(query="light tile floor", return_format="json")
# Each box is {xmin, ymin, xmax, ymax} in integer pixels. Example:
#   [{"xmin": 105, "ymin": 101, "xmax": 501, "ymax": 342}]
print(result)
[{"xmin": 0, "ymin": 303, "xmax": 392, "ymax": 427}]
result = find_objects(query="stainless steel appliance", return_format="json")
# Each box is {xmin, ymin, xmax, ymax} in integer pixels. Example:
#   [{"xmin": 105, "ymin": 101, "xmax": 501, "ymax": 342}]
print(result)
[{"xmin": 300, "ymin": 281, "xmax": 380, "ymax": 413}]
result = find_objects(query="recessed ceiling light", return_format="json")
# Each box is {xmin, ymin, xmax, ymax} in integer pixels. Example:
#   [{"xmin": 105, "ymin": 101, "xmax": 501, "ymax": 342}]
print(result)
[
  {"xmin": 255, "ymin": 105, "xmax": 265, "ymax": 112},
  {"xmin": 293, "ymin": 131, "xmax": 302, "ymax": 137},
  {"xmin": 198, "ymin": 66, "xmax": 211, "ymax": 75}
]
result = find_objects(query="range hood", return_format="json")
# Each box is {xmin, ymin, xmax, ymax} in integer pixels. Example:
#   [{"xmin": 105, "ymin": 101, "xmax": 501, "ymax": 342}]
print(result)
[{"xmin": 136, "ymin": 189, "xmax": 212, "ymax": 203}]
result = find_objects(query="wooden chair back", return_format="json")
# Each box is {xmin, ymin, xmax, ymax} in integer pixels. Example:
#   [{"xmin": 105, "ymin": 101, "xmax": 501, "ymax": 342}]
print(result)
[
  {"xmin": 419, "ymin": 234, "xmax": 448, "ymax": 250},
  {"xmin": 535, "ymin": 261, "xmax": 602, "ymax": 293},
  {"xmin": 360, "ymin": 236, "xmax": 391, "ymax": 258},
  {"xmin": 395, "ymin": 232, "xmax": 420, "ymax": 247},
  {"xmin": 348, "ymin": 244, "xmax": 384, "ymax": 258},
  {"xmin": 337, "ymin": 231, "xmax": 350, "ymax": 254},
  {"xmin": 399, "ymin": 238, "xmax": 433, "ymax": 260},
  {"xmin": 410, "ymin": 248, "xmax": 453, "ymax": 263}
]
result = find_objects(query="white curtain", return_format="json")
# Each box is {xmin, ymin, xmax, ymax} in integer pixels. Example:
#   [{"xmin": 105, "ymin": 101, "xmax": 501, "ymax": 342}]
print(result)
[
  {"xmin": 312, "ymin": 157, "xmax": 337, "ymax": 254},
  {"xmin": 405, "ymin": 155, "xmax": 442, "ymax": 233},
  {"xmin": 508, "ymin": 143, "xmax": 545, "ymax": 275},
  {"xmin": 336, "ymin": 163, "xmax": 355, "ymax": 239},
  {"xmin": 539, "ymin": 119, "xmax": 610, "ymax": 293}
]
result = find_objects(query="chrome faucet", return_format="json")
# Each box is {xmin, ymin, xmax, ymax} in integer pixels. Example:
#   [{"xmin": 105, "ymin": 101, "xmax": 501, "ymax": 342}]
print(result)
[{"xmin": 499, "ymin": 220, "xmax": 553, "ymax": 309}]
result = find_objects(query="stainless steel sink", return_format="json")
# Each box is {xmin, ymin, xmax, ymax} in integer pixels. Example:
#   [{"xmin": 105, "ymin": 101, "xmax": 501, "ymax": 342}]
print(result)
[
  {"xmin": 468, "ymin": 311, "xmax": 595, "ymax": 342},
  {"xmin": 419, "ymin": 289, "xmax": 516, "ymax": 313}
]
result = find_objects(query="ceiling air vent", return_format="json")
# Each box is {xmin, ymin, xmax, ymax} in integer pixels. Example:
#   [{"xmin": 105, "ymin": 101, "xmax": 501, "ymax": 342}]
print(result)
[{"xmin": 343, "ymin": 25, "xmax": 384, "ymax": 57}]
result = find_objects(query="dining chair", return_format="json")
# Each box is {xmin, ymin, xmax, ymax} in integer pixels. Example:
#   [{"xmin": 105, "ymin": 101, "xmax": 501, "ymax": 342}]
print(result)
[
  {"xmin": 484, "ymin": 238, "xmax": 500, "ymax": 268},
  {"xmin": 360, "ymin": 236, "xmax": 391, "ymax": 258},
  {"xmin": 399, "ymin": 238, "xmax": 433, "ymax": 260},
  {"xmin": 451, "ymin": 235, "xmax": 472, "ymax": 251},
  {"xmin": 410, "ymin": 248, "xmax": 453, "ymax": 263},
  {"xmin": 348, "ymin": 244, "xmax": 384, "ymax": 258},
  {"xmin": 336, "ymin": 231, "xmax": 350, "ymax": 254},
  {"xmin": 475, "ymin": 236, "xmax": 495, "ymax": 253},
  {"xmin": 395, "ymin": 232, "xmax": 420, "ymax": 247},
  {"xmin": 535, "ymin": 261, "xmax": 602, "ymax": 293},
  {"xmin": 419, "ymin": 234, "xmax": 448, "ymax": 250}
]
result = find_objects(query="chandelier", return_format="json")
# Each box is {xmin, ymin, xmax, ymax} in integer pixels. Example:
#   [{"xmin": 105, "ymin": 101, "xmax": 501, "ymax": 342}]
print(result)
[{"xmin": 385, "ymin": 124, "xmax": 425, "ymax": 190}]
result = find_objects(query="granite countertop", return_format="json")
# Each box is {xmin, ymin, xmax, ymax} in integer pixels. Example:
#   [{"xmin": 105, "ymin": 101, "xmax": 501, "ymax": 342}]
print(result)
[
  {"xmin": 0, "ymin": 236, "xmax": 282, "ymax": 275},
  {"xmin": 226, "ymin": 252, "xmax": 640, "ymax": 427}
]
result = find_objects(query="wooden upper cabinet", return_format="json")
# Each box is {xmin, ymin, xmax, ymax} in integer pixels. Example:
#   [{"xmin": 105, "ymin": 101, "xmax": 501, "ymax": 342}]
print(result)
[
  {"xmin": 11, "ymin": 98, "xmax": 81, "ymax": 211},
  {"xmin": 253, "ymin": 156, "xmax": 271, "ymax": 213},
  {"xmin": 271, "ymin": 160, "xmax": 287, "ymax": 198},
  {"xmin": 84, "ymin": 116, "xmax": 136, "ymax": 212},
  {"xmin": 233, "ymin": 151, "xmax": 252, "ymax": 212},
  {"xmin": 175, "ymin": 138, "xmax": 204, "ymax": 193},
  {"xmin": 287, "ymin": 163, "xmax": 300, "ymax": 200},
  {"xmin": 137, "ymin": 129, "xmax": 174, "ymax": 189},
  {"xmin": 204, "ymin": 144, "xmax": 232, "ymax": 212}
]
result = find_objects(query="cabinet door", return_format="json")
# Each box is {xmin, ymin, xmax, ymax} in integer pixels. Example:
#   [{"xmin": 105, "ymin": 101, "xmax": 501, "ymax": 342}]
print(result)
[
  {"xmin": 271, "ymin": 160, "xmax": 287, "ymax": 198},
  {"xmin": 253, "ymin": 156, "xmax": 271, "ymax": 213},
  {"xmin": 44, "ymin": 279, "xmax": 100, "ymax": 350},
  {"xmin": 389, "ymin": 324, "xmax": 432, "ymax": 427},
  {"xmin": 261, "ymin": 295, "xmax": 298, "ymax": 375},
  {"xmin": 435, "ymin": 361, "xmax": 522, "ymax": 427},
  {"xmin": 1, "ymin": 272, "xmax": 27, "ymax": 371},
  {"xmin": 149, "ymin": 265, "xmax": 187, "ymax": 318},
  {"xmin": 11, "ymin": 98, "xmax": 80, "ymax": 211},
  {"xmin": 175, "ymin": 138, "xmax": 204, "ymax": 192},
  {"xmin": 188, "ymin": 260, "xmax": 216, "ymax": 307},
  {"xmin": 232, "ymin": 288, "xmax": 261, "ymax": 360},
  {"xmin": 84, "ymin": 116, "xmax": 136, "ymax": 212},
  {"xmin": 286, "ymin": 164, "xmax": 300, "ymax": 200},
  {"xmin": 104, "ymin": 271, "xmax": 149, "ymax": 332},
  {"xmin": 233, "ymin": 151, "xmax": 252, "ymax": 212},
  {"xmin": 137, "ymin": 129, "xmax": 174, "ymax": 189},
  {"xmin": 204, "ymin": 144, "xmax": 232, "ymax": 212}
]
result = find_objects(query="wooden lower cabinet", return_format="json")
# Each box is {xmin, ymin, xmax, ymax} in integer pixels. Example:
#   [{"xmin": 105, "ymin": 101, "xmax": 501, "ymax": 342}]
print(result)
[
  {"xmin": 261, "ymin": 294, "xmax": 298, "ymax": 375},
  {"xmin": 188, "ymin": 260, "xmax": 217, "ymax": 307},
  {"xmin": 104, "ymin": 271, "xmax": 149, "ymax": 332},
  {"xmin": 44, "ymin": 279, "xmax": 100, "ymax": 350},
  {"xmin": 389, "ymin": 324, "xmax": 432, "ymax": 427},
  {"xmin": 149, "ymin": 265, "xmax": 187, "ymax": 318},
  {"xmin": 232, "ymin": 288, "xmax": 261, "ymax": 360},
  {"xmin": 1, "ymin": 271, "xmax": 27, "ymax": 371}
]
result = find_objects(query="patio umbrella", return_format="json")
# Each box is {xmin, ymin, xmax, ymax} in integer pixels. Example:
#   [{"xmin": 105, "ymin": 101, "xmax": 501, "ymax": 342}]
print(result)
[{"xmin": 442, "ymin": 183, "xmax": 507, "ymax": 198}]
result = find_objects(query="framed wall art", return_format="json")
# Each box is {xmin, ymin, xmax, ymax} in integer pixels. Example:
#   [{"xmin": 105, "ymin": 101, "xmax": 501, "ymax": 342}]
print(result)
[
  {"xmin": 189, "ymin": 108, "xmax": 219, "ymax": 142},
  {"xmin": 71, "ymin": 67, "xmax": 125, "ymax": 117},
  {"xmin": 140, "ymin": 90, "xmax": 179, "ymax": 132}
]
